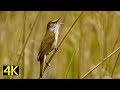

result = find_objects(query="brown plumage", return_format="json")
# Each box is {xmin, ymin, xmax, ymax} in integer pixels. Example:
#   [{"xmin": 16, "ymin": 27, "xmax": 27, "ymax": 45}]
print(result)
[
  {"xmin": 38, "ymin": 30, "xmax": 55, "ymax": 78},
  {"xmin": 37, "ymin": 18, "xmax": 63, "ymax": 78}
]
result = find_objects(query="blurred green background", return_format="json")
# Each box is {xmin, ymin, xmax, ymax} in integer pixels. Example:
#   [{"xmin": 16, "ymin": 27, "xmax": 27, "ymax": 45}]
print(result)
[{"xmin": 0, "ymin": 11, "xmax": 120, "ymax": 79}]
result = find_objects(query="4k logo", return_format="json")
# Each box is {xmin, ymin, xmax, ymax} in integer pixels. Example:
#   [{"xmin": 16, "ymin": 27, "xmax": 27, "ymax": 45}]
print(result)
[{"xmin": 3, "ymin": 66, "xmax": 19, "ymax": 75}]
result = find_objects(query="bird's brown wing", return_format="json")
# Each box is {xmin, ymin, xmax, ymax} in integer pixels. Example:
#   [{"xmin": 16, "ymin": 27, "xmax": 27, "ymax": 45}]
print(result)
[{"xmin": 38, "ymin": 30, "xmax": 55, "ymax": 61}]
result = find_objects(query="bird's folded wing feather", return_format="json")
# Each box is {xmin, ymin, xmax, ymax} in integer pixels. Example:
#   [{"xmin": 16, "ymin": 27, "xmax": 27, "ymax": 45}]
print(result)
[{"xmin": 38, "ymin": 31, "xmax": 55, "ymax": 60}]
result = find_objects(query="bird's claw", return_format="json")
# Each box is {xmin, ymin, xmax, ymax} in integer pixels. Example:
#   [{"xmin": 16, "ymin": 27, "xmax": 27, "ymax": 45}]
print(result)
[
  {"xmin": 45, "ymin": 62, "xmax": 51, "ymax": 67},
  {"xmin": 55, "ymin": 48, "xmax": 58, "ymax": 52}
]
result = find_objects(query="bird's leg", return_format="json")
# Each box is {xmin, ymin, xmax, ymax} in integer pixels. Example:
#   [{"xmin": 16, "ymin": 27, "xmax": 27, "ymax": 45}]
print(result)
[
  {"xmin": 46, "ymin": 52, "xmax": 51, "ymax": 55},
  {"xmin": 44, "ymin": 55, "xmax": 51, "ymax": 67},
  {"xmin": 46, "ymin": 48, "xmax": 54, "ymax": 55},
  {"xmin": 45, "ymin": 48, "xmax": 58, "ymax": 67}
]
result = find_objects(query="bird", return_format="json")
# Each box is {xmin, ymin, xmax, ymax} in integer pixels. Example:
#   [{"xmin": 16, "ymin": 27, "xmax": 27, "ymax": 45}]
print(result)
[{"xmin": 37, "ymin": 18, "xmax": 64, "ymax": 78}]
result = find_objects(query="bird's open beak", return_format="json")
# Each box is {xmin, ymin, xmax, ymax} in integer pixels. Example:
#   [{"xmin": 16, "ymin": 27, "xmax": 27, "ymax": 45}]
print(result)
[
  {"xmin": 56, "ymin": 18, "xmax": 64, "ymax": 25},
  {"xmin": 56, "ymin": 18, "xmax": 61, "ymax": 22}
]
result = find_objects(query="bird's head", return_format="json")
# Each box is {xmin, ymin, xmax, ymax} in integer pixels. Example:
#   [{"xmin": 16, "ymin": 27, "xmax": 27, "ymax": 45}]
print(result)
[{"xmin": 47, "ymin": 18, "xmax": 64, "ymax": 31}]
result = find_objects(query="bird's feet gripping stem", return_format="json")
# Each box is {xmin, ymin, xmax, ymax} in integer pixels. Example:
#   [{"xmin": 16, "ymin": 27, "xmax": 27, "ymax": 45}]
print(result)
[
  {"xmin": 55, "ymin": 48, "xmax": 58, "ymax": 52},
  {"xmin": 45, "ymin": 61, "xmax": 51, "ymax": 67}
]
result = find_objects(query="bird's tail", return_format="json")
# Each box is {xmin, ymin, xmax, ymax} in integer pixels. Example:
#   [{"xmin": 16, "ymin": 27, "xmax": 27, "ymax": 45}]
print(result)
[
  {"xmin": 39, "ymin": 55, "xmax": 46, "ymax": 78},
  {"xmin": 40, "ymin": 59, "xmax": 44, "ymax": 78},
  {"xmin": 38, "ymin": 52, "xmax": 46, "ymax": 78}
]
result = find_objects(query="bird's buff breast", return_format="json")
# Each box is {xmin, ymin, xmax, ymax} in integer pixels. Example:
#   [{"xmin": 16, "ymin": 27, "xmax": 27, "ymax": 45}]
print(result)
[
  {"xmin": 49, "ymin": 25, "xmax": 60, "ymax": 49},
  {"xmin": 52, "ymin": 29, "xmax": 59, "ymax": 48}
]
